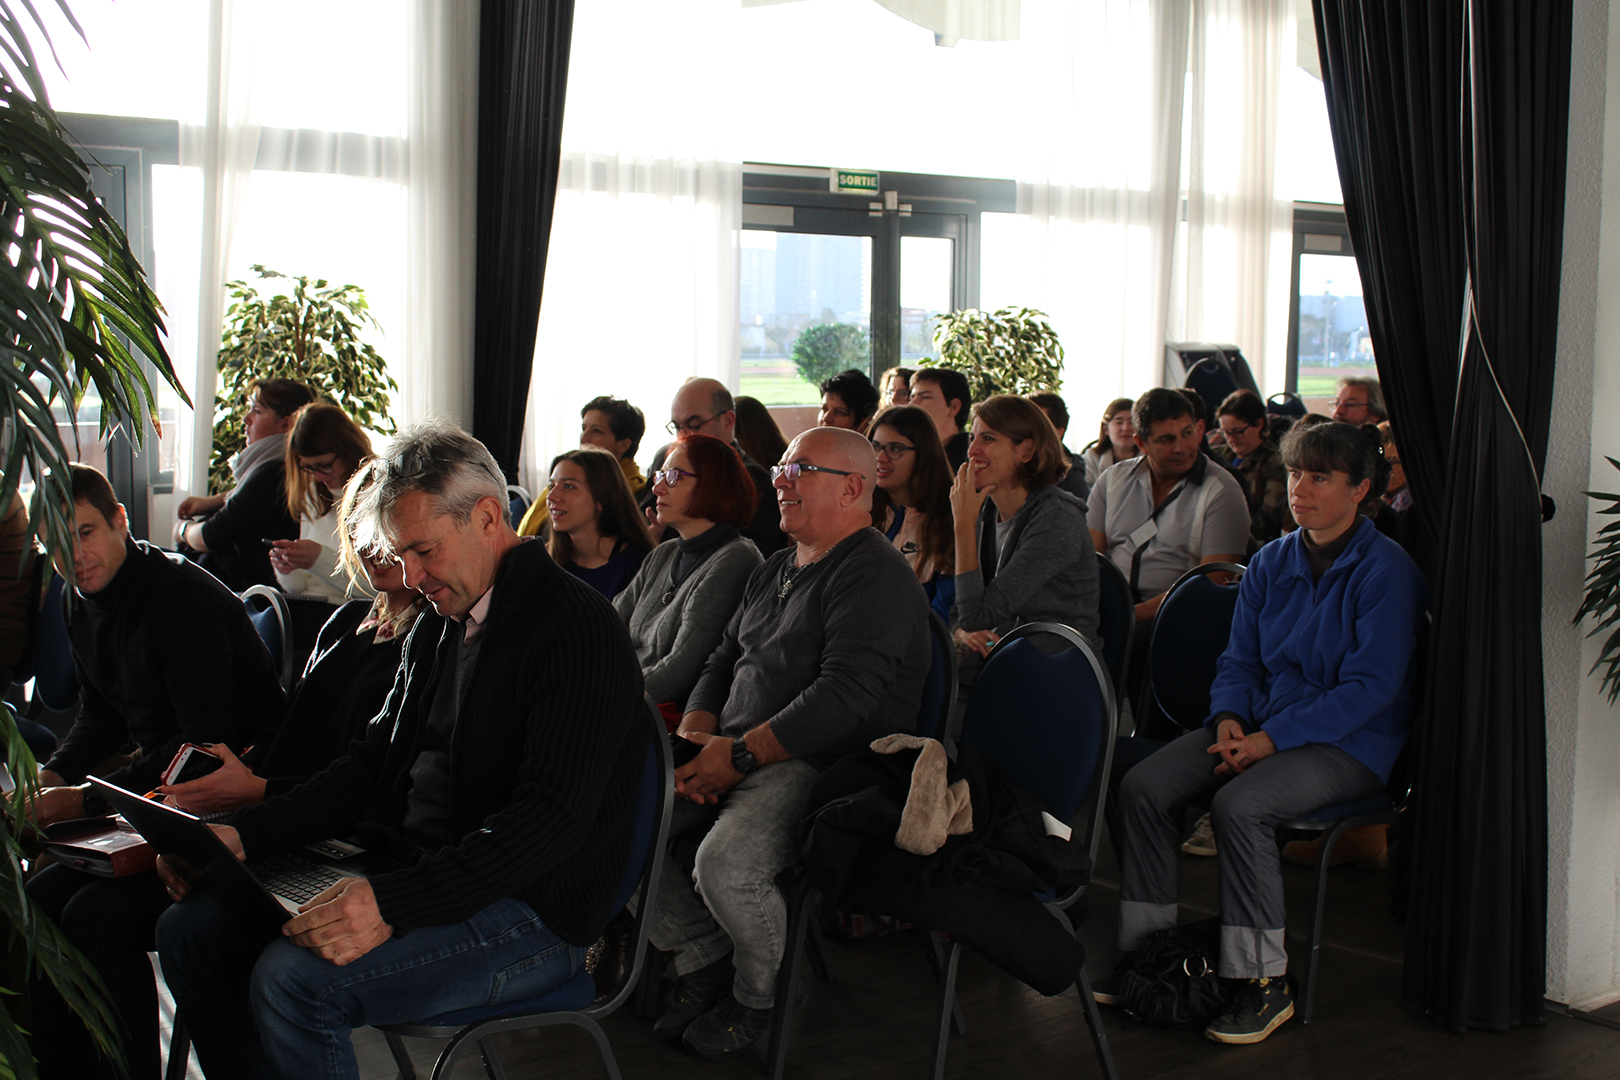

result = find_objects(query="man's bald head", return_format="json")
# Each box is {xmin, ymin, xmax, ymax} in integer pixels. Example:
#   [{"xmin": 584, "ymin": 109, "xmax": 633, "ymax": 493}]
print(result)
[
  {"xmin": 670, "ymin": 378, "xmax": 736, "ymax": 444},
  {"xmin": 795, "ymin": 426, "xmax": 876, "ymax": 508},
  {"xmin": 777, "ymin": 426, "xmax": 876, "ymax": 550}
]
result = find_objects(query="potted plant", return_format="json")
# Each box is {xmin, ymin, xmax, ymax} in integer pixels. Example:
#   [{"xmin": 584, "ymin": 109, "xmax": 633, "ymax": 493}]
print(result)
[
  {"xmin": 1576, "ymin": 456, "xmax": 1620, "ymax": 704},
  {"xmin": 928, "ymin": 306, "xmax": 1065, "ymax": 399},
  {"xmin": 208, "ymin": 266, "xmax": 396, "ymax": 492},
  {"xmin": 0, "ymin": 1, "xmax": 187, "ymax": 1073}
]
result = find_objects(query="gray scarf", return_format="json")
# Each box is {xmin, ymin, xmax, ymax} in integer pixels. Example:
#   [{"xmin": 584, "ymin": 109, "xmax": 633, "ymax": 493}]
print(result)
[{"xmin": 228, "ymin": 431, "xmax": 287, "ymax": 496}]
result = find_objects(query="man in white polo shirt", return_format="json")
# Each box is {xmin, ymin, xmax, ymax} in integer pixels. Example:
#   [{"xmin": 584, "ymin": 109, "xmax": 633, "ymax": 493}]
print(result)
[{"xmin": 1088, "ymin": 387, "xmax": 1250, "ymax": 625}]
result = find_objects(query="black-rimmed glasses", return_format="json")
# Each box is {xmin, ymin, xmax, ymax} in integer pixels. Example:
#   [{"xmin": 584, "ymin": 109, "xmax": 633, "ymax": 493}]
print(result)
[
  {"xmin": 667, "ymin": 413, "xmax": 721, "ymax": 436},
  {"xmin": 652, "ymin": 468, "xmax": 699, "ymax": 487},
  {"xmin": 297, "ymin": 458, "xmax": 338, "ymax": 476},
  {"xmin": 870, "ymin": 441, "xmax": 916, "ymax": 459},
  {"xmin": 1217, "ymin": 422, "xmax": 1254, "ymax": 441},
  {"xmin": 770, "ymin": 462, "xmax": 864, "ymax": 482}
]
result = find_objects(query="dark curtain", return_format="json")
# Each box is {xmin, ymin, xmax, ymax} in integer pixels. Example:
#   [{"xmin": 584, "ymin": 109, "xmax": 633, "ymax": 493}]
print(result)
[
  {"xmin": 1314, "ymin": 0, "xmax": 1571, "ymax": 1033},
  {"xmin": 472, "ymin": 0, "xmax": 576, "ymax": 479}
]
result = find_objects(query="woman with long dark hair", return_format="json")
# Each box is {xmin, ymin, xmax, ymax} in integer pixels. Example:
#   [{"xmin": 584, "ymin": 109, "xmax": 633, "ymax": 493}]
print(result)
[
  {"xmin": 270, "ymin": 402, "xmax": 374, "ymax": 599},
  {"xmin": 546, "ymin": 445, "xmax": 656, "ymax": 599},
  {"xmin": 868, "ymin": 404, "xmax": 955, "ymax": 623},
  {"xmin": 1081, "ymin": 396, "xmax": 1139, "ymax": 486},
  {"xmin": 733, "ymin": 395, "xmax": 789, "ymax": 470}
]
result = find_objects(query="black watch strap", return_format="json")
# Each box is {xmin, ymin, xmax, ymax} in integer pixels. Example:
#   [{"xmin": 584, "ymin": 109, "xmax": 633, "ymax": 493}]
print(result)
[
  {"xmin": 78, "ymin": 784, "xmax": 110, "ymax": 818},
  {"xmin": 730, "ymin": 739, "xmax": 759, "ymax": 776}
]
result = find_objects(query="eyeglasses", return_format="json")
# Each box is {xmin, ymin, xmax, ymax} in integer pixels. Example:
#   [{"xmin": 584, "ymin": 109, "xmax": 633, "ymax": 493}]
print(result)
[
  {"xmin": 667, "ymin": 412, "xmax": 721, "ymax": 436},
  {"xmin": 297, "ymin": 458, "xmax": 338, "ymax": 476},
  {"xmin": 1331, "ymin": 398, "xmax": 1369, "ymax": 413},
  {"xmin": 1218, "ymin": 422, "xmax": 1254, "ymax": 441},
  {"xmin": 652, "ymin": 468, "xmax": 699, "ymax": 487},
  {"xmin": 770, "ymin": 462, "xmax": 864, "ymax": 482},
  {"xmin": 870, "ymin": 441, "xmax": 916, "ymax": 459}
]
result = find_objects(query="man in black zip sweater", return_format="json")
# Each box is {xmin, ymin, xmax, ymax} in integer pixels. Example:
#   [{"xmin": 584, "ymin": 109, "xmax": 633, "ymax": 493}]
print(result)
[{"xmin": 155, "ymin": 420, "xmax": 649, "ymax": 1080}]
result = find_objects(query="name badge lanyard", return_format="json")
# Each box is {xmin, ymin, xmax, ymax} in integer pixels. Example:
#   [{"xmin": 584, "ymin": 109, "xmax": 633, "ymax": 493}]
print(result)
[{"xmin": 1127, "ymin": 482, "xmax": 1188, "ymax": 602}]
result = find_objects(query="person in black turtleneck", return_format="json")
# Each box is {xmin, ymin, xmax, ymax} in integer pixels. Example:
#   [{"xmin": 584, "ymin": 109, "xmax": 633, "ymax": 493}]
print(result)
[{"xmin": 614, "ymin": 433, "xmax": 762, "ymax": 722}]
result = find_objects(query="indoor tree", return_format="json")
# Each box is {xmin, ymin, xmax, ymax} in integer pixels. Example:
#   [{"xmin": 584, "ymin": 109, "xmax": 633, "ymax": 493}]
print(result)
[
  {"xmin": 0, "ymin": 0, "xmax": 186, "ymax": 1075},
  {"xmin": 929, "ymin": 305, "xmax": 1065, "ymax": 400}
]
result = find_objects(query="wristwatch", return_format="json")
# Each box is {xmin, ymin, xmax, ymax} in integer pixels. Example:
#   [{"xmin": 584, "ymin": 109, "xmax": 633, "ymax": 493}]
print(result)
[
  {"xmin": 78, "ymin": 783, "xmax": 109, "ymax": 818},
  {"xmin": 730, "ymin": 739, "xmax": 759, "ymax": 777}
]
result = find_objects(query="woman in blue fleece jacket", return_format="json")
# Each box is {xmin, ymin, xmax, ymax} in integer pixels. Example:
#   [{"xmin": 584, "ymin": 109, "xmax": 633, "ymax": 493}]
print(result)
[{"xmin": 1108, "ymin": 421, "xmax": 1428, "ymax": 1046}]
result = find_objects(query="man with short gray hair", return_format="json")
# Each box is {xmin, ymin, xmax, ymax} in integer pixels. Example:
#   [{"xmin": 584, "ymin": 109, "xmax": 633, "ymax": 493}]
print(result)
[
  {"xmin": 1330, "ymin": 376, "xmax": 1387, "ymax": 424},
  {"xmin": 648, "ymin": 426, "xmax": 930, "ymax": 1057},
  {"xmin": 155, "ymin": 418, "xmax": 649, "ymax": 1080}
]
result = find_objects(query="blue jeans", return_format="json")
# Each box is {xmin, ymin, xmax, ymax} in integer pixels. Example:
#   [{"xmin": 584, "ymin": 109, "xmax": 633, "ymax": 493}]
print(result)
[{"xmin": 154, "ymin": 892, "xmax": 585, "ymax": 1080}]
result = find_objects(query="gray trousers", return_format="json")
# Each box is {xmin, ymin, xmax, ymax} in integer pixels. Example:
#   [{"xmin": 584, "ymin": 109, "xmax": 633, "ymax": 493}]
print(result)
[
  {"xmin": 1116, "ymin": 727, "xmax": 1381, "ymax": 978},
  {"xmin": 646, "ymin": 760, "xmax": 819, "ymax": 1009}
]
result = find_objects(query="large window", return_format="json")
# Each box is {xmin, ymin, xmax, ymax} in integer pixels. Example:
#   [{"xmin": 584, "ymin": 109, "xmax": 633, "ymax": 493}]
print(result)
[{"xmin": 1285, "ymin": 206, "xmax": 1370, "ymax": 413}]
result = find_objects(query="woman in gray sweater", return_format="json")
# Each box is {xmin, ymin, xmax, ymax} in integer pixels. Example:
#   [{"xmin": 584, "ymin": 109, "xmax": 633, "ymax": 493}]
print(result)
[
  {"xmin": 950, "ymin": 394, "xmax": 1101, "ymax": 678},
  {"xmin": 614, "ymin": 433, "xmax": 762, "ymax": 720}
]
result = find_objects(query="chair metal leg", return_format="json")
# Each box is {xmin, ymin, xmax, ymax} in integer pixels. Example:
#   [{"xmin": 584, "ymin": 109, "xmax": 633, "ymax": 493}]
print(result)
[
  {"xmin": 925, "ymin": 931, "xmax": 967, "ymax": 1036},
  {"xmin": 634, "ymin": 947, "xmax": 666, "ymax": 1019},
  {"xmin": 766, "ymin": 882, "xmax": 816, "ymax": 1080},
  {"xmin": 477, "ymin": 1036, "xmax": 508, "ymax": 1080},
  {"xmin": 928, "ymin": 940, "xmax": 962, "ymax": 1080},
  {"xmin": 1300, "ymin": 822, "xmax": 1347, "ymax": 1025},
  {"xmin": 165, "ymin": 1018, "xmax": 191, "ymax": 1080},
  {"xmin": 382, "ymin": 1029, "xmax": 418, "ymax": 1080},
  {"xmin": 1075, "ymin": 965, "xmax": 1120, "ymax": 1080},
  {"xmin": 805, "ymin": 913, "xmax": 836, "ymax": 984}
]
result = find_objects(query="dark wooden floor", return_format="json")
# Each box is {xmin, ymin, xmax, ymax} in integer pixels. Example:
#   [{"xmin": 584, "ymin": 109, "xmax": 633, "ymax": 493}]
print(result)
[{"xmin": 357, "ymin": 840, "xmax": 1620, "ymax": 1080}]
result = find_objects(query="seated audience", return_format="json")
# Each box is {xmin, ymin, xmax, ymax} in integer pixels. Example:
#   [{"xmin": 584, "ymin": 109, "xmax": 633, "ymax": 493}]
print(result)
[
  {"xmin": 519, "ymin": 395, "xmax": 647, "ymax": 535},
  {"xmin": 153, "ymin": 418, "xmax": 647, "ymax": 1080},
  {"xmin": 546, "ymin": 446, "xmax": 656, "ymax": 599},
  {"xmin": 648, "ymin": 427, "xmax": 929, "ymax": 1057},
  {"xmin": 1214, "ymin": 389, "xmax": 1295, "ymax": 548},
  {"xmin": 1107, "ymin": 421, "xmax": 1427, "ymax": 1045},
  {"xmin": 174, "ymin": 377, "xmax": 311, "ymax": 589},
  {"xmin": 949, "ymin": 395, "xmax": 1100, "ymax": 679},
  {"xmin": 908, "ymin": 367, "xmax": 973, "ymax": 470},
  {"xmin": 878, "ymin": 365, "xmax": 915, "ymax": 407},
  {"xmin": 26, "ymin": 466, "xmax": 424, "ymax": 1080},
  {"xmin": 270, "ymin": 402, "xmax": 373, "ymax": 600},
  {"xmin": 818, "ymin": 368, "xmax": 880, "ymax": 431},
  {"xmin": 1178, "ymin": 388, "xmax": 1245, "ymax": 490},
  {"xmin": 733, "ymin": 395, "xmax": 789, "ymax": 472},
  {"xmin": 651, "ymin": 377, "xmax": 787, "ymax": 553},
  {"xmin": 869, "ymin": 404, "xmax": 957, "ymax": 624},
  {"xmin": 614, "ymin": 433, "xmax": 762, "ymax": 719},
  {"xmin": 1330, "ymin": 375, "xmax": 1388, "ymax": 424},
  {"xmin": 1026, "ymin": 390, "xmax": 1091, "ymax": 504},
  {"xmin": 1081, "ymin": 397, "xmax": 1139, "ymax": 486}
]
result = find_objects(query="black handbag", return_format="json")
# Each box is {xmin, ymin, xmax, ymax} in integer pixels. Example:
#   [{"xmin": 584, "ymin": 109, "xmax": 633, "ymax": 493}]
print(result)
[{"xmin": 1113, "ymin": 917, "xmax": 1230, "ymax": 1028}]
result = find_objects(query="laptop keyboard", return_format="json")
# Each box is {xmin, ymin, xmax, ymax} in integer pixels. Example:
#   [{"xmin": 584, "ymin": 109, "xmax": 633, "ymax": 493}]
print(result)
[{"xmin": 253, "ymin": 854, "xmax": 346, "ymax": 905}]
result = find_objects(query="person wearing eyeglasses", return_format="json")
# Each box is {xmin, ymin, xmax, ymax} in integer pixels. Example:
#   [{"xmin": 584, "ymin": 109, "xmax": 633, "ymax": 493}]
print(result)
[
  {"xmin": 868, "ymin": 404, "xmax": 956, "ymax": 624},
  {"xmin": 269, "ymin": 403, "xmax": 374, "ymax": 601},
  {"xmin": 614, "ymin": 433, "xmax": 762, "ymax": 722},
  {"xmin": 1329, "ymin": 375, "xmax": 1388, "ymax": 424},
  {"xmin": 544, "ymin": 446, "xmax": 655, "ymax": 600},
  {"xmin": 949, "ymin": 395, "xmax": 1101, "ymax": 677},
  {"xmin": 174, "ymin": 377, "xmax": 312, "ymax": 590},
  {"xmin": 878, "ymin": 365, "xmax": 915, "ymax": 407},
  {"xmin": 647, "ymin": 377, "xmax": 787, "ymax": 554},
  {"xmin": 648, "ymin": 426, "xmax": 929, "ymax": 1058},
  {"xmin": 1214, "ymin": 390, "xmax": 1295, "ymax": 550}
]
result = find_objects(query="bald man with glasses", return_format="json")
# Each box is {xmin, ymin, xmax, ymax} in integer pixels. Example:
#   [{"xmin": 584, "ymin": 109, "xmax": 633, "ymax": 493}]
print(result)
[{"xmin": 647, "ymin": 426, "xmax": 931, "ymax": 1059}]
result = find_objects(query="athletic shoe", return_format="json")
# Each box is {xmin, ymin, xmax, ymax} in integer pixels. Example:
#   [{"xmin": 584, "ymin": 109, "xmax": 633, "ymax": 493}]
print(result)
[
  {"xmin": 1282, "ymin": 824, "xmax": 1389, "ymax": 868},
  {"xmin": 1091, "ymin": 966, "xmax": 1124, "ymax": 1006},
  {"xmin": 1204, "ymin": 976, "xmax": 1295, "ymax": 1044},
  {"xmin": 1181, "ymin": 813, "xmax": 1217, "ymax": 857},
  {"xmin": 652, "ymin": 954, "xmax": 734, "ymax": 1040},
  {"xmin": 681, "ymin": 993, "xmax": 775, "ymax": 1058}
]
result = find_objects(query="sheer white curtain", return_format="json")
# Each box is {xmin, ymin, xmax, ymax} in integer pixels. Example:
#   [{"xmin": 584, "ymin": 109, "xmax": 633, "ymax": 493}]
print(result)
[{"xmin": 518, "ymin": 0, "xmax": 743, "ymax": 492}]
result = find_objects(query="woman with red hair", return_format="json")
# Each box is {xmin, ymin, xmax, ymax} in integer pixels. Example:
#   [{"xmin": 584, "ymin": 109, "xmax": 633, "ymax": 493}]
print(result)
[{"xmin": 614, "ymin": 433, "xmax": 763, "ymax": 718}]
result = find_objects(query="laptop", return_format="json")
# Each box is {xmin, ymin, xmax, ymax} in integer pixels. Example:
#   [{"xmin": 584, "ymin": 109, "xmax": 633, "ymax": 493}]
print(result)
[{"xmin": 90, "ymin": 778, "xmax": 408, "ymax": 930}]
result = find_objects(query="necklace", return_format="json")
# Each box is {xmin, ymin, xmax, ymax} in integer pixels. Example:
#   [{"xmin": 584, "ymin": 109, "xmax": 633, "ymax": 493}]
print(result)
[{"xmin": 778, "ymin": 545, "xmax": 833, "ymax": 602}]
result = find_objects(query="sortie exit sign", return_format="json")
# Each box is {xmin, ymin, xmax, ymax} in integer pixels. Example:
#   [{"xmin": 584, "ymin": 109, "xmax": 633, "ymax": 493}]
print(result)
[{"xmin": 831, "ymin": 169, "xmax": 879, "ymax": 194}]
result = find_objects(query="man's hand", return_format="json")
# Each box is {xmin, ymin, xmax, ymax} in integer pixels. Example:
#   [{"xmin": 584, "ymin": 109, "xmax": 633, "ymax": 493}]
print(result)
[
  {"xmin": 674, "ymin": 733, "xmax": 741, "ymax": 805},
  {"xmin": 284, "ymin": 877, "xmax": 394, "ymax": 966},
  {"xmin": 158, "ymin": 744, "xmax": 268, "ymax": 814},
  {"xmin": 268, "ymin": 539, "xmax": 322, "ymax": 573},
  {"xmin": 26, "ymin": 785, "xmax": 86, "ymax": 827},
  {"xmin": 1209, "ymin": 722, "xmax": 1277, "ymax": 776},
  {"xmin": 37, "ymin": 768, "xmax": 65, "ymax": 788},
  {"xmin": 1134, "ymin": 593, "xmax": 1167, "ymax": 623},
  {"xmin": 156, "ymin": 824, "xmax": 243, "ymax": 903},
  {"xmin": 676, "ymin": 710, "xmax": 719, "ymax": 739},
  {"xmin": 954, "ymin": 627, "xmax": 1000, "ymax": 659}
]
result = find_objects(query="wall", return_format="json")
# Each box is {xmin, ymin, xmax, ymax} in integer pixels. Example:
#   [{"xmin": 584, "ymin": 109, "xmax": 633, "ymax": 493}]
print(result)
[{"xmin": 1544, "ymin": 0, "xmax": 1620, "ymax": 1011}]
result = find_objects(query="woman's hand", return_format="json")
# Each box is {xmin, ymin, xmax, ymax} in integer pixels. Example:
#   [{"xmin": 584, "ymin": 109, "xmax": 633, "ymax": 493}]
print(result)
[
  {"xmin": 1208, "ymin": 722, "xmax": 1277, "ymax": 775},
  {"xmin": 268, "ymin": 539, "xmax": 322, "ymax": 573},
  {"xmin": 177, "ymin": 493, "xmax": 225, "ymax": 519},
  {"xmin": 954, "ymin": 627, "xmax": 1000, "ymax": 660},
  {"xmin": 949, "ymin": 461, "xmax": 991, "ymax": 528},
  {"xmin": 157, "ymin": 744, "xmax": 268, "ymax": 814}
]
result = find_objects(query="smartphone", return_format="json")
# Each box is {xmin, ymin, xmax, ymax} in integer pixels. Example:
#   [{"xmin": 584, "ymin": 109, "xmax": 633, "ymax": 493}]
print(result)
[
  {"xmin": 162, "ymin": 744, "xmax": 223, "ymax": 787},
  {"xmin": 669, "ymin": 733, "xmax": 702, "ymax": 768}
]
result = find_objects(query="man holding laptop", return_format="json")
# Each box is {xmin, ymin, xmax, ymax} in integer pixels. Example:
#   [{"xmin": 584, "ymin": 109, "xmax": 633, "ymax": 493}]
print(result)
[{"xmin": 154, "ymin": 419, "xmax": 649, "ymax": 1080}]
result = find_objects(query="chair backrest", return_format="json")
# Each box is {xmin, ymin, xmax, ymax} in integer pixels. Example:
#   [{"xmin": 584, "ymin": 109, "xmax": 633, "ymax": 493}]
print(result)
[
  {"xmin": 1094, "ymin": 552, "xmax": 1133, "ymax": 704},
  {"xmin": 507, "ymin": 485, "xmax": 532, "ymax": 530},
  {"xmin": 1266, "ymin": 391, "xmax": 1306, "ymax": 419},
  {"xmin": 915, "ymin": 611, "xmax": 959, "ymax": 745},
  {"xmin": 1147, "ymin": 562, "xmax": 1245, "ymax": 730},
  {"xmin": 14, "ymin": 571, "xmax": 79, "ymax": 711},
  {"xmin": 240, "ymin": 585, "xmax": 296, "ymax": 693},
  {"xmin": 960, "ymin": 622, "xmax": 1117, "ymax": 872},
  {"xmin": 595, "ymin": 695, "xmax": 675, "ymax": 1014}
]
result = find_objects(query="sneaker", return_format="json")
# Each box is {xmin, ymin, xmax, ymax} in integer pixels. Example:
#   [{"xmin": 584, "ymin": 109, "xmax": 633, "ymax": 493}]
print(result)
[
  {"xmin": 652, "ymin": 954, "xmax": 734, "ymax": 1040},
  {"xmin": 1181, "ymin": 813, "xmax": 1217, "ymax": 857},
  {"xmin": 1203, "ymin": 976, "xmax": 1295, "ymax": 1045},
  {"xmin": 1090, "ymin": 966, "xmax": 1124, "ymax": 1006},
  {"xmin": 681, "ymin": 993, "xmax": 775, "ymax": 1058},
  {"xmin": 1282, "ymin": 824, "xmax": 1389, "ymax": 869}
]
